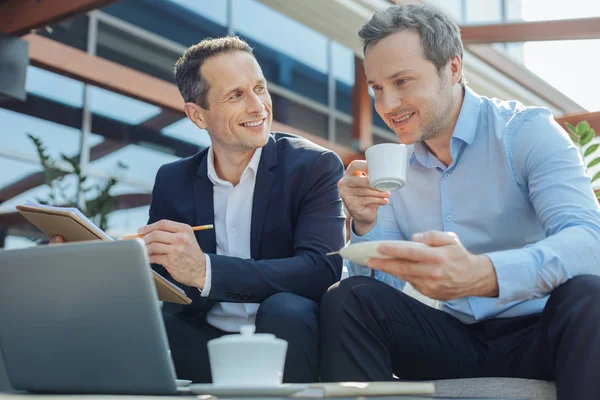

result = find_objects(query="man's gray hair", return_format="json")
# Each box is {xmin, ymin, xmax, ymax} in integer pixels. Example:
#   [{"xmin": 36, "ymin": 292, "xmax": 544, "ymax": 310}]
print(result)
[
  {"xmin": 359, "ymin": 4, "xmax": 465, "ymax": 83},
  {"xmin": 174, "ymin": 36, "xmax": 254, "ymax": 109}
]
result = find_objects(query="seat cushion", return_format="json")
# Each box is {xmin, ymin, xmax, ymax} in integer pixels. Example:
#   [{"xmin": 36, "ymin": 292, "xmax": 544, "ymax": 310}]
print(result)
[{"xmin": 434, "ymin": 378, "xmax": 556, "ymax": 400}]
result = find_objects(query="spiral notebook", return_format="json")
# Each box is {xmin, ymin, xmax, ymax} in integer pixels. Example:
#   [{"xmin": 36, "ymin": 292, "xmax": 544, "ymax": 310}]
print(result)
[{"xmin": 16, "ymin": 201, "xmax": 192, "ymax": 305}]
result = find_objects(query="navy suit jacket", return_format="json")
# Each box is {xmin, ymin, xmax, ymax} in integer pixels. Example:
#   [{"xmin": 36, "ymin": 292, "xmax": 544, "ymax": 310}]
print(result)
[{"xmin": 149, "ymin": 133, "xmax": 346, "ymax": 319}]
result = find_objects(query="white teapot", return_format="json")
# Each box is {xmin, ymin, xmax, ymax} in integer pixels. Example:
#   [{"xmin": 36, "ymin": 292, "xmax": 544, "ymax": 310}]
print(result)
[{"xmin": 207, "ymin": 325, "xmax": 288, "ymax": 386}]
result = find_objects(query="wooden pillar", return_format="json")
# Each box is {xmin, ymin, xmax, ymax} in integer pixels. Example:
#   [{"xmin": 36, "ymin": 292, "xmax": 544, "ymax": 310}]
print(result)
[{"xmin": 351, "ymin": 56, "xmax": 373, "ymax": 151}]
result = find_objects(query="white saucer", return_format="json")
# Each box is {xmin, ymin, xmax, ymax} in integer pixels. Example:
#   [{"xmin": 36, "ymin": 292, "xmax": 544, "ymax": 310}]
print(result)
[
  {"xmin": 188, "ymin": 383, "xmax": 308, "ymax": 397},
  {"xmin": 340, "ymin": 240, "xmax": 427, "ymax": 265},
  {"xmin": 176, "ymin": 379, "xmax": 192, "ymax": 387}
]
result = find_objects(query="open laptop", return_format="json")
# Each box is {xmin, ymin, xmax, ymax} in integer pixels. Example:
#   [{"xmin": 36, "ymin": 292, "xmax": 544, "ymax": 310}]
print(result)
[{"xmin": 0, "ymin": 240, "xmax": 179, "ymax": 395}]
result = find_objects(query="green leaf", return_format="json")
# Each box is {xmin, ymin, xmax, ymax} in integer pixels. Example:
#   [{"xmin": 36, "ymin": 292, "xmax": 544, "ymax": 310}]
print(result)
[
  {"xmin": 596, "ymin": 191, "xmax": 600, "ymax": 200},
  {"xmin": 565, "ymin": 122, "xmax": 578, "ymax": 135},
  {"xmin": 588, "ymin": 158, "xmax": 600, "ymax": 169},
  {"xmin": 580, "ymin": 131, "xmax": 595, "ymax": 146},
  {"xmin": 592, "ymin": 171, "xmax": 600, "ymax": 183},
  {"xmin": 577, "ymin": 121, "xmax": 591, "ymax": 134},
  {"xmin": 60, "ymin": 154, "xmax": 81, "ymax": 175},
  {"xmin": 585, "ymin": 144, "xmax": 600, "ymax": 157},
  {"xmin": 567, "ymin": 132, "xmax": 580, "ymax": 144}
]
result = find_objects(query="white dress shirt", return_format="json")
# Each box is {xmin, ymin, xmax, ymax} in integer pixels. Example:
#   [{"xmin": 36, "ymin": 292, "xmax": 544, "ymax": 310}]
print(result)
[{"xmin": 199, "ymin": 146, "xmax": 262, "ymax": 332}]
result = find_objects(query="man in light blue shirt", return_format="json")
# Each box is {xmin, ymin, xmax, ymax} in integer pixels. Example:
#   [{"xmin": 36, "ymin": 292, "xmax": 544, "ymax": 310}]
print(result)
[{"xmin": 320, "ymin": 4, "xmax": 600, "ymax": 399}]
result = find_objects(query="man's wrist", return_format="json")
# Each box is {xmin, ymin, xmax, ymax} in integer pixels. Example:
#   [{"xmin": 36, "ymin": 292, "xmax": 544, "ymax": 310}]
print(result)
[
  {"xmin": 469, "ymin": 254, "xmax": 499, "ymax": 297},
  {"xmin": 194, "ymin": 253, "xmax": 207, "ymax": 289},
  {"xmin": 354, "ymin": 221, "xmax": 376, "ymax": 237}
]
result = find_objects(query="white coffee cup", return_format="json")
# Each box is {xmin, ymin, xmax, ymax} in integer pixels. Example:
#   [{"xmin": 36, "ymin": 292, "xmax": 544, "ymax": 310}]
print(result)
[
  {"xmin": 207, "ymin": 325, "xmax": 288, "ymax": 387},
  {"xmin": 365, "ymin": 143, "xmax": 408, "ymax": 191}
]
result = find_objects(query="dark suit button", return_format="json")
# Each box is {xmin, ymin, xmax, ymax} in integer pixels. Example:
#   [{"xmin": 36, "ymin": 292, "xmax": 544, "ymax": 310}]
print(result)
[
  {"xmin": 226, "ymin": 291, "xmax": 233, "ymax": 298},
  {"xmin": 248, "ymin": 295, "xmax": 255, "ymax": 301},
  {"xmin": 233, "ymin": 292, "xmax": 241, "ymax": 300},
  {"xmin": 240, "ymin": 295, "xmax": 248, "ymax": 301}
]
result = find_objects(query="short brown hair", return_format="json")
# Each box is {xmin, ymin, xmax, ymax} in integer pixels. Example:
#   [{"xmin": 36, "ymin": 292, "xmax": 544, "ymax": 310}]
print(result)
[
  {"xmin": 174, "ymin": 36, "xmax": 254, "ymax": 109},
  {"xmin": 359, "ymin": 4, "xmax": 465, "ymax": 84}
]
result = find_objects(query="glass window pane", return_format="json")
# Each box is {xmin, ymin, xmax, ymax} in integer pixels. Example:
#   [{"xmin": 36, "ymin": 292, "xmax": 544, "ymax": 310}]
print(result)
[
  {"xmin": 233, "ymin": 0, "xmax": 327, "ymax": 74},
  {"xmin": 1, "ymin": 175, "xmax": 79, "ymax": 211},
  {"xmin": 466, "ymin": 0, "xmax": 501, "ymax": 23},
  {"xmin": 0, "ymin": 108, "xmax": 90, "ymax": 160},
  {"xmin": 505, "ymin": 0, "xmax": 523, "ymax": 21},
  {"xmin": 88, "ymin": 86, "xmax": 161, "ymax": 125},
  {"xmin": 166, "ymin": 0, "xmax": 228, "ymax": 26},
  {"xmin": 334, "ymin": 119, "xmax": 353, "ymax": 148},
  {"xmin": 88, "ymin": 144, "xmax": 179, "ymax": 189},
  {"xmin": 0, "ymin": 158, "xmax": 42, "ymax": 212},
  {"xmin": 332, "ymin": 42, "xmax": 355, "ymax": 115},
  {"xmin": 332, "ymin": 42, "xmax": 354, "ymax": 87},
  {"xmin": 521, "ymin": 0, "xmax": 600, "ymax": 20},
  {"xmin": 233, "ymin": 0, "xmax": 328, "ymax": 106},
  {"xmin": 102, "ymin": 0, "xmax": 227, "ymax": 49},
  {"xmin": 38, "ymin": 14, "xmax": 88, "ymax": 51},
  {"xmin": 26, "ymin": 66, "xmax": 84, "ymax": 108},
  {"xmin": 162, "ymin": 118, "xmax": 212, "ymax": 148},
  {"xmin": 96, "ymin": 19, "xmax": 184, "ymax": 83},
  {"xmin": 427, "ymin": 0, "xmax": 463, "ymax": 22}
]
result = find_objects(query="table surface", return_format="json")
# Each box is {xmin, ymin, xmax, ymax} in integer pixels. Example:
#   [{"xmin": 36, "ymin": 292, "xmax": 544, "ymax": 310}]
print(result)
[{"xmin": 0, "ymin": 394, "xmax": 527, "ymax": 400}]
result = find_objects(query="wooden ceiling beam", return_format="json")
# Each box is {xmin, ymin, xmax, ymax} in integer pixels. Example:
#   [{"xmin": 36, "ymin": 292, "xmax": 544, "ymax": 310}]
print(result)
[
  {"xmin": 461, "ymin": 17, "xmax": 600, "ymax": 45},
  {"xmin": 0, "ymin": 0, "xmax": 120, "ymax": 36}
]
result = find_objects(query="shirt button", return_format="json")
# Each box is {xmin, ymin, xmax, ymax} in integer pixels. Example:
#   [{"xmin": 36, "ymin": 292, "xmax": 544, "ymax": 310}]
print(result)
[
  {"xmin": 444, "ymin": 173, "xmax": 451, "ymax": 179},
  {"xmin": 446, "ymin": 215, "xmax": 453, "ymax": 222}
]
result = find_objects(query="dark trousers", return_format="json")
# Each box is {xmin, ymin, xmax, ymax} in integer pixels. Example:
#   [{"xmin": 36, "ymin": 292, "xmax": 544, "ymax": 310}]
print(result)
[
  {"xmin": 320, "ymin": 275, "xmax": 600, "ymax": 400},
  {"xmin": 164, "ymin": 292, "xmax": 320, "ymax": 383}
]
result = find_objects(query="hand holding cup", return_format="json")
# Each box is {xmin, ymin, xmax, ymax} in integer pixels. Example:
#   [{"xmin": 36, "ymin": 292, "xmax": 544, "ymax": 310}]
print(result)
[
  {"xmin": 338, "ymin": 160, "xmax": 390, "ymax": 236},
  {"xmin": 338, "ymin": 144, "xmax": 408, "ymax": 236}
]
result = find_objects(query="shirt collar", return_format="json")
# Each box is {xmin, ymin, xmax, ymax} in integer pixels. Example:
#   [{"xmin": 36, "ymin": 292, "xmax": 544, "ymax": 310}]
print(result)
[
  {"xmin": 409, "ymin": 85, "xmax": 482, "ymax": 166},
  {"xmin": 452, "ymin": 85, "xmax": 482, "ymax": 146},
  {"xmin": 207, "ymin": 146, "xmax": 263, "ymax": 186}
]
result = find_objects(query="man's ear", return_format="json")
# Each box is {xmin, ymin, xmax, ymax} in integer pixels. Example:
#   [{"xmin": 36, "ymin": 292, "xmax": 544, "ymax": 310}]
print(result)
[
  {"xmin": 448, "ymin": 55, "xmax": 462, "ymax": 86},
  {"xmin": 184, "ymin": 102, "xmax": 208, "ymax": 129}
]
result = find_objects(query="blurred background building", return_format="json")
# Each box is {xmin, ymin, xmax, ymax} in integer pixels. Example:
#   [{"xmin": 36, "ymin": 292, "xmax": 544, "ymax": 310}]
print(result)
[{"xmin": 1, "ymin": 0, "xmax": 598, "ymax": 248}]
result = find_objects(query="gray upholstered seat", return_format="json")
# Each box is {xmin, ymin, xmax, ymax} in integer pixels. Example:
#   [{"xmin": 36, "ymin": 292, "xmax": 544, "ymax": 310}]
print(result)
[{"xmin": 434, "ymin": 377, "xmax": 556, "ymax": 400}]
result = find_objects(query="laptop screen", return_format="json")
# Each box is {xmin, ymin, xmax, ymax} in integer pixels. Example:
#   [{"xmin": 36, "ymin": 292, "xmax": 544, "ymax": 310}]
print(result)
[{"xmin": 0, "ymin": 240, "xmax": 177, "ymax": 395}]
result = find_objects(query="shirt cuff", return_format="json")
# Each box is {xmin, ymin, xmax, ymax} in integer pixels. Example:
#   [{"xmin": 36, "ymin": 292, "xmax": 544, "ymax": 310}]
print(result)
[
  {"xmin": 485, "ymin": 248, "xmax": 538, "ymax": 303},
  {"xmin": 198, "ymin": 253, "xmax": 212, "ymax": 298},
  {"xmin": 350, "ymin": 219, "xmax": 382, "ymax": 243}
]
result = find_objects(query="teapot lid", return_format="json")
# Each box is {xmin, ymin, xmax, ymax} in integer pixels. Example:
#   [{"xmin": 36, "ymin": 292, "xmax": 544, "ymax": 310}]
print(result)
[{"xmin": 209, "ymin": 325, "xmax": 283, "ymax": 345}]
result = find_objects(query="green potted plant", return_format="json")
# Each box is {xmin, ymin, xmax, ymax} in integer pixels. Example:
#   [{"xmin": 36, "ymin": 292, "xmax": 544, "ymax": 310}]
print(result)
[{"xmin": 565, "ymin": 121, "xmax": 600, "ymax": 201}]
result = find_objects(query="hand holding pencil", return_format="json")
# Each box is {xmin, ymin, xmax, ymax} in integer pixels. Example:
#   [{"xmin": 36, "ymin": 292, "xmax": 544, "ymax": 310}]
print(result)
[
  {"xmin": 121, "ymin": 224, "xmax": 213, "ymax": 240},
  {"xmin": 135, "ymin": 219, "xmax": 210, "ymax": 289}
]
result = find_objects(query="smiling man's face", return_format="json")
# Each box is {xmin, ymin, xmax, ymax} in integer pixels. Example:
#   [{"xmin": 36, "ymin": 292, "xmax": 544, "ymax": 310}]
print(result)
[
  {"xmin": 197, "ymin": 51, "xmax": 273, "ymax": 153},
  {"xmin": 365, "ymin": 30, "xmax": 456, "ymax": 144}
]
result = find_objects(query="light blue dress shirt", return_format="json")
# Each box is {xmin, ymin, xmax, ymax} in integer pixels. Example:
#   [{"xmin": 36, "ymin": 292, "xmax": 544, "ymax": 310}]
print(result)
[{"xmin": 348, "ymin": 86, "xmax": 600, "ymax": 324}]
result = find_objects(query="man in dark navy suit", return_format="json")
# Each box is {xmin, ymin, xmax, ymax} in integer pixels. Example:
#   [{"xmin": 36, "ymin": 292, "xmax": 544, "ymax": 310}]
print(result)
[{"xmin": 136, "ymin": 36, "xmax": 346, "ymax": 383}]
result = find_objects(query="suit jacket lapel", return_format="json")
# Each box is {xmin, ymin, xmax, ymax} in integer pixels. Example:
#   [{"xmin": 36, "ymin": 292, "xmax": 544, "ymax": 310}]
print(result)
[
  {"xmin": 250, "ymin": 136, "xmax": 277, "ymax": 259},
  {"xmin": 194, "ymin": 152, "xmax": 217, "ymax": 254}
]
